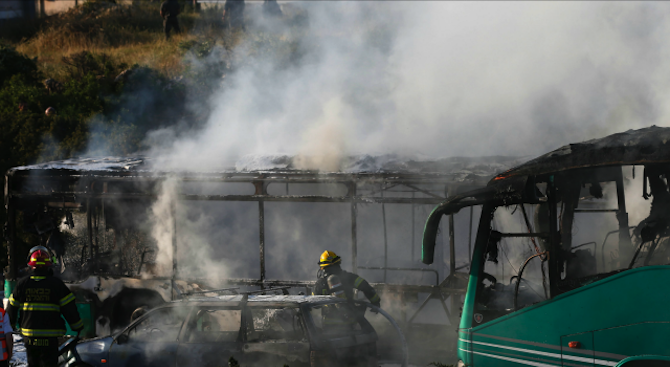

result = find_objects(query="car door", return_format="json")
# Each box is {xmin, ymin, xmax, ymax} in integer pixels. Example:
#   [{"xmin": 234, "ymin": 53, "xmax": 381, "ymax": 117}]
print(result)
[
  {"xmin": 176, "ymin": 307, "xmax": 244, "ymax": 367},
  {"xmin": 107, "ymin": 306, "xmax": 188, "ymax": 367},
  {"xmin": 241, "ymin": 305, "xmax": 311, "ymax": 366}
]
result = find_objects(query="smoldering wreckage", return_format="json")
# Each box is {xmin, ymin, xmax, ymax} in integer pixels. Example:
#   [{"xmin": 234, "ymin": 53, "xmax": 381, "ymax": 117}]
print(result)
[{"xmin": 4, "ymin": 126, "xmax": 670, "ymax": 366}]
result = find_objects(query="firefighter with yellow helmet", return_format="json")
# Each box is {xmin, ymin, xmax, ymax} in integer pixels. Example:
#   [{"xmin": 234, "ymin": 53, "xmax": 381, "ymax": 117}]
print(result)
[{"xmin": 312, "ymin": 251, "xmax": 381, "ymax": 329}]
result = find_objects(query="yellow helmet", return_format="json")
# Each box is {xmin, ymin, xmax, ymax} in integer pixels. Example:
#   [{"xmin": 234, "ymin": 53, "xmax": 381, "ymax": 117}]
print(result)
[{"xmin": 318, "ymin": 250, "xmax": 341, "ymax": 268}]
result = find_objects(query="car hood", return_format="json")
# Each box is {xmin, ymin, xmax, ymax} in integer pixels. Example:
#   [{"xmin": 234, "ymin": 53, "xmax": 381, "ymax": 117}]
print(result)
[{"xmin": 76, "ymin": 336, "xmax": 113, "ymax": 361}]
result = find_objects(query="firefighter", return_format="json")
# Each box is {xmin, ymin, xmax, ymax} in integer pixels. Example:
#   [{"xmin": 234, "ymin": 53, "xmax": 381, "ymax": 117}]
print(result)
[
  {"xmin": 7, "ymin": 246, "xmax": 84, "ymax": 367},
  {"xmin": 312, "ymin": 251, "xmax": 380, "ymax": 367},
  {"xmin": 160, "ymin": 0, "xmax": 182, "ymax": 40},
  {"xmin": 314, "ymin": 251, "xmax": 380, "ymax": 306},
  {"xmin": 312, "ymin": 251, "xmax": 381, "ymax": 328}
]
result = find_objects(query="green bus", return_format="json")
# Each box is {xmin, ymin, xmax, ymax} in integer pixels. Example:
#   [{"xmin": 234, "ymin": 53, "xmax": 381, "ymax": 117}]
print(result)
[{"xmin": 422, "ymin": 126, "xmax": 670, "ymax": 367}]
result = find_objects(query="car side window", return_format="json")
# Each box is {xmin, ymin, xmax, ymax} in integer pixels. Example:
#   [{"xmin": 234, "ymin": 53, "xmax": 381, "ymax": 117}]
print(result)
[
  {"xmin": 127, "ymin": 307, "xmax": 187, "ymax": 343},
  {"xmin": 184, "ymin": 308, "xmax": 242, "ymax": 343},
  {"xmin": 246, "ymin": 306, "xmax": 304, "ymax": 342}
]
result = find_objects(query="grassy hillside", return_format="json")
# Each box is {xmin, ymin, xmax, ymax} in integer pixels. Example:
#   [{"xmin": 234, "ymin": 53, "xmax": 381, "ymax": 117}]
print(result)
[
  {"xmin": 7, "ymin": 1, "xmax": 233, "ymax": 78},
  {"xmin": 0, "ymin": 0, "xmax": 305, "ymax": 158}
]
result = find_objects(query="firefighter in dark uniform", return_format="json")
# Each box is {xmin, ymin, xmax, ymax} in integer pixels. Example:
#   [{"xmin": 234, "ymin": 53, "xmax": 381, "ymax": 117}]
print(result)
[
  {"xmin": 312, "ymin": 251, "xmax": 381, "ymax": 328},
  {"xmin": 7, "ymin": 246, "xmax": 84, "ymax": 367},
  {"xmin": 160, "ymin": 0, "xmax": 182, "ymax": 40},
  {"xmin": 312, "ymin": 251, "xmax": 380, "ymax": 367}
]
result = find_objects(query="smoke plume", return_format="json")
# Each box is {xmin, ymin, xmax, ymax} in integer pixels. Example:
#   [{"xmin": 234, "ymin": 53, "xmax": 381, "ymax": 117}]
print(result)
[
  {"xmin": 147, "ymin": 2, "xmax": 670, "ymax": 171},
  {"xmin": 142, "ymin": 1, "xmax": 670, "ymax": 295}
]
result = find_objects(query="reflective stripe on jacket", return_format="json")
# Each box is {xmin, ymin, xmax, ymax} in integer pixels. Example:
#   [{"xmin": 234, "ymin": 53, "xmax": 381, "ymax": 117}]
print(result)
[
  {"xmin": 313, "ymin": 270, "xmax": 381, "ymax": 306},
  {"xmin": 7, "ymin": 274, "xmax": 84, "ymax": 339},
  {"xmin": 312, "ymin": 270, "xmax": 381, "ymax": 329}
]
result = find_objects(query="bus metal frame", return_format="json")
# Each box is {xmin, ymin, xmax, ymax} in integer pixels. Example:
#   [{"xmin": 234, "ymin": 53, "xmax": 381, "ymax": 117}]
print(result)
[{"xmin": 422, "ymin": 126, "xmax": 670, "ymax": 366}]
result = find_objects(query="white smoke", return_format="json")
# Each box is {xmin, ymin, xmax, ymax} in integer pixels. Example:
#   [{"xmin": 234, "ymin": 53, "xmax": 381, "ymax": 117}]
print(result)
[
  {"xmin": 144, "ymin": 1, "xmax": 670, "ymax": 284},
  {"xmin": 147, "ymin": 1, "xmax": 670, "ymax": 171},
  {"xmin": 149, "ymin": 178, "xmax": 177, "ymax": 277}
]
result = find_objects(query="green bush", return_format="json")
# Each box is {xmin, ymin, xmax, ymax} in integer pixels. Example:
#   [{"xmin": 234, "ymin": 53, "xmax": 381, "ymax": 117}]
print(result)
[
  {"xmin": 0, "ymin": 73, "xmax": 102, "ymax": 164},
  {"xmin": 0, "ymin": 44, "xmax": 40, "ymax": 87},
  {"xmin": 62, "ymin": 51, "xmax": 128, "ymax": 82},
  {"xmin": 0, "ymin": 47, "xmax": 167, "ymax": 165},
  {"xmin": 107, "ymin": 64, "xmax": 190, "ymax": 133}
]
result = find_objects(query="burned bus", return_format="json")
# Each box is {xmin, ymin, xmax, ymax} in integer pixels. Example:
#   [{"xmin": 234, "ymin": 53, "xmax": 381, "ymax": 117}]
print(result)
[
  {"xmin": 4, "ymin": 155, "xmax": 519, "ymax": 364},
  {"xmin": 422, "ymin": 126, "xmax": 670, "ymax": 366}
]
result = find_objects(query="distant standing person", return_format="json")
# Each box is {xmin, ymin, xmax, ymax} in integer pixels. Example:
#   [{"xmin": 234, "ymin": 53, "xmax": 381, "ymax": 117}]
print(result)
[
  {"xmin": 263, "ymin": 0, "xmax": 282, "ymax": 18},
  {"xmin": 160, "ymin": 0, "xmax": 182, "ymax": 40},
  {"xmin": 223, "ymin": 0, "xmax": 245, "ymax": 30}
]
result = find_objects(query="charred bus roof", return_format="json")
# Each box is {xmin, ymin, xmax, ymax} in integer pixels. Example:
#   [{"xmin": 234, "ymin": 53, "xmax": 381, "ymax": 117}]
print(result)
[
  {"xmin": 492, "ymin": 125, "xmax": 670, "ymax": 182},
  {"xmin": 4, "ymin": 154, "xmax": 522, "ymax": 209},
  {"xmin": 422, "ymin": 125, "xmax": 670, "ymax": 264},
  {"xmin": 430, "ymin": 125, "xmax": 670, "ymax": 215}
]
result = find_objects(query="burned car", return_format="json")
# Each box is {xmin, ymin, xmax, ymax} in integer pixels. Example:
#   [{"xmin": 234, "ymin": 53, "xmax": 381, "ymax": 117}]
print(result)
[{"xmin": 60, "ymin": 295, "xmax": 408, "ymax": 367}]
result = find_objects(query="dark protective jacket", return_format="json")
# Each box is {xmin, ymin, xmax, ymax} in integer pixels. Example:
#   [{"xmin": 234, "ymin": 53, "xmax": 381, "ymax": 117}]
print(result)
[
  {"xmin": 313, "ymin": 266, "xmax": 381, "ymax": 306},
  {"xmin": 7, "ymin": 270, "xmax": 84, "ymax": 338},
  {"xmin": 161, "ymin": 0, "xmax": 181, "ymax": 19},
  {"xmin": 313, "ymin": 266, "xmax": 380, "ymax": 329}
]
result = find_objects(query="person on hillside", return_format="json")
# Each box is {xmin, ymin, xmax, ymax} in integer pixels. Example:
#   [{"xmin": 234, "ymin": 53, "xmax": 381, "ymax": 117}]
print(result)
[
  {"xmin": 223, "ymin": 0, "xmax": 245, "ymax": 30},
  {"xmin": 7, "ymin": 246, "xmax": 83, "ymax": 367},
  {"xmin": 263, "ymin": 0, "xmax": 282, "ymax": 18},
  {"xmin": 160, "ymin": 0, "xmax": 182, "ymax": 40}
]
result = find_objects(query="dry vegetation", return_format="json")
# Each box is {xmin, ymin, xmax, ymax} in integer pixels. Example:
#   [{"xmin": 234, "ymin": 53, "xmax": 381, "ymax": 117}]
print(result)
[{"xmin": 4, "ymin": 0, "xmax": 248, "ymax": 79}]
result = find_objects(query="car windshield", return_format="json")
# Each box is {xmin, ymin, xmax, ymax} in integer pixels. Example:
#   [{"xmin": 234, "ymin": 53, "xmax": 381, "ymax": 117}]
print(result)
[{"xmin": 126, "ymin": 307, "xmax": 189, "ymax": 343}]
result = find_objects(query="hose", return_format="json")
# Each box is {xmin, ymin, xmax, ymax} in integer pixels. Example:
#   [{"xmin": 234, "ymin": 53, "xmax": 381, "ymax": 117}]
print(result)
[{"xmin": 353, "ymin": 301, "xmax": 409, "ymax": 367}]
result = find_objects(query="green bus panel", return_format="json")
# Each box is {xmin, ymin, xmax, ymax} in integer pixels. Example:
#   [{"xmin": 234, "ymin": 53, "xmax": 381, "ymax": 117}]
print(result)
[{"xmin": 458, "ymin": 266, "xmax": 670, "ymax": 366}]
